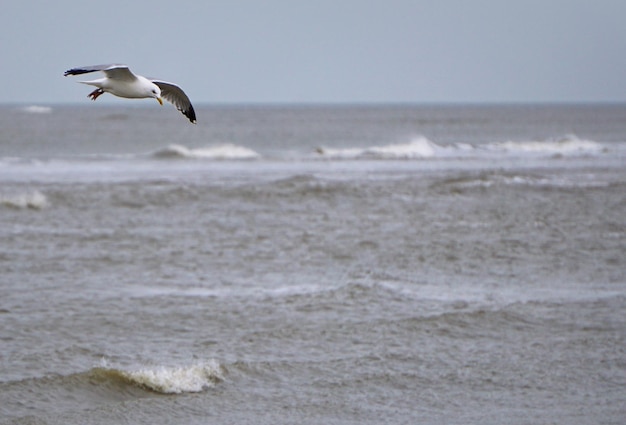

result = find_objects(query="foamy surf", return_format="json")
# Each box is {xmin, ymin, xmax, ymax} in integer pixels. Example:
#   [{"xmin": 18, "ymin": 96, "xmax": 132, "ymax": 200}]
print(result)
[
  {"xmin": 20, "ymin": 105, "xmax": 52, "ymax": 114},
  {"xmin": 0, "ymin": 190, "xmax": 47, "ymax": 210},
  {"xmin": 97, "ymin": 360, "xmax": 224, "ymax": 394},
  {"xmin": 153, "ymin": 144, "xmax": 260, "ymax": 160},
  {"xmin": 315, "ymin": 134, "xmax": 607, "ymax": 161},
  {"xmin": 0, "ymin": 361, "xmax": 225, "ymax": 420},
  {"xmin": 316, "ymin": 136, "xmax": 439, "ymax": 159},
  {"xmin": 484, "ymin": 135, "xmax": 604, "ymax": 155}
]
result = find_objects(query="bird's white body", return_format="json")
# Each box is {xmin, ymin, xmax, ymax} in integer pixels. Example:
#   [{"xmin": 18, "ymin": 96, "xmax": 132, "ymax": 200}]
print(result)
[
  {"xmin": 79, "ymin": 75, "xmax": 160, "ymax": 99},
  {"xmin": 64, "ymin": 64, "xmax": 196, "ymax": 123}
]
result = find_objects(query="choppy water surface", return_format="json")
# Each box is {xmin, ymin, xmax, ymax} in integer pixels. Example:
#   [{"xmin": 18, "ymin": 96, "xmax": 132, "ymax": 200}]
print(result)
[{"xmin": 1, "ymin": 104, "xmax": 625, "ymax": 424}]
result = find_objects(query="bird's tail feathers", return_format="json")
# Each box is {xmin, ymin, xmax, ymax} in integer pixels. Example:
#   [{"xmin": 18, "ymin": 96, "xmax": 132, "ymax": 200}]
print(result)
[{"xmin": 78, "ymin": 80, "xmax": 104, "ymax": 88}]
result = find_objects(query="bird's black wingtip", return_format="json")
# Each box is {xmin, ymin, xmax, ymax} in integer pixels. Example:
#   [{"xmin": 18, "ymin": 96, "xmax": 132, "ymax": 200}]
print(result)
[
  {"xmin": 63, "ymin": 68, "xmax": 91, "ymax": 77},
  {"xmin": 185, "ymin": 106, "xmax": 197, "ymax": 124}
]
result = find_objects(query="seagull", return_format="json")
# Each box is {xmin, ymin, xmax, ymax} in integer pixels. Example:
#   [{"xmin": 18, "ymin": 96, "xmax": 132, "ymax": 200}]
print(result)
[{"xmin": 64, "ymin": 64, "xmax": 196, "ymax": 123}]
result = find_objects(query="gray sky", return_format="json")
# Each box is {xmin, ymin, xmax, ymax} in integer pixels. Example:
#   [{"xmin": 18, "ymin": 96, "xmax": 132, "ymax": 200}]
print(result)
[{"xmin": 1, "ymin": 0, "xmax": 625, "ymax": 104}]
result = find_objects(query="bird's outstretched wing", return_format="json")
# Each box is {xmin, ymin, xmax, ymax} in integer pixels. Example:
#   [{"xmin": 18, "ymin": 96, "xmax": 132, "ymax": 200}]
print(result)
[
  {"xmin": 64, "ymin": 64, "xmax": 137, "ymax": 82},
  {"xmin": 152, "ymin": 80, "xmax": 197, "ymax": 123}
]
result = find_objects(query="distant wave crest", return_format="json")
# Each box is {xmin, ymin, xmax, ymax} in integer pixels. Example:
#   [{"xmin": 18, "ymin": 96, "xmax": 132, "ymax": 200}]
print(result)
[
  {"xmin": 94, "ymin": 360, "xmax": 224, "ymax": 394},
  {"xmin": 0, "ymin": 190, "xmax": 47, "ymax": 210},
  {"xmin": 316, "ymin": 134, "xmax": 605, "ymax": 160},
  {"xmin": 484, "ymin": 134, "xmax": 604, "ymax": 155},
  {"xmin": 316, "ymin": 136, "xmax": 439, "ymax": 159},
  {"xmin": 0, "ymin": 361, "xmax": 225, "ymax": 419},
  {"xmin": 20, "ymin": 105, "xmax": 52, "ymax": 114},
  {"xmin": 152, "ymin": 143, "xmax": 260, "ymax": 160}
]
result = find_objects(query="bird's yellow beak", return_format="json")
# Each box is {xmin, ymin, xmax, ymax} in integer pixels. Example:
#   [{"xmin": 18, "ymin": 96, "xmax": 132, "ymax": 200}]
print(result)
[{"xmin": 157, "ymin": 97, "xmax": 163, "ymax": 105}]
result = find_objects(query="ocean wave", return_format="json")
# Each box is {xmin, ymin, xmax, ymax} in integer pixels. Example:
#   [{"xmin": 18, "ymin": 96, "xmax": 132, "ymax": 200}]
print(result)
[
  {"xmin": 437, "ymin": 170, "xmax": 618, "ymax": 192},
  {"xmin": 0, "ymin": 190, "xmax": 47, "ymax": 210},
  {"xmin": 0, "ymin": 361, "xmax": 224, "ymax": 420},
  {"xmin": 152, "ymin": 143, "xmax": 260, "ymax": 160},
  {"xmin": 20, "ymin": 105, "xmax": 52, "ymax": 114},
  {"xmin": 315, "ymin": 134, "xmax": 606, "ymax": 161},
  {"xmin": 483, "ymin": 134, "xmax": 604, "ymax": 156},
  {"xmin": 3, "ymin": 361, "xmax": 224, "ymax": 397},
  {"xmin": 316, "ymin": 136, "xmax": 439, "ymax": 159},
  {"xmin": 95, "ymin": 360, "xmax": 224, "ymax": 394}
]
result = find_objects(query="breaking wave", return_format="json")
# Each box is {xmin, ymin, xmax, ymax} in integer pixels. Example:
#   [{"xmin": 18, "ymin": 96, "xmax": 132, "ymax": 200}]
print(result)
[
  {"xmin": 152, "ymin": 143, "xmax": 260, "ymax": 160},
  {"xmin": 315, "ymin": 134, "xmax": 606, "ymax": 160},
  {"xmin": 95, "ymin": 360, "xmax": 224, "ymax": 394},
  {"xmin": 0, "ymin": 190, "xmax": 47, "ymax": 210},
  {"xmin": 0, "ymin": 361, "xmax": 224, "ymax": 420},
  {"xmin": 483, "ymin": 134, "xmax": 604, "ymax": 155},
  {"xmin": 316, "ymin": 136, "xmax": 440, "ymax": 159},
  {"xmin": 20, "ymin": 105, "xmax": 52, "ymax": 114}
]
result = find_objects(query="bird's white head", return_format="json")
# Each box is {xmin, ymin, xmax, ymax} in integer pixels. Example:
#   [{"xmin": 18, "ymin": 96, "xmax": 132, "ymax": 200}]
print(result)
[{"xmin": 149, "ymin": 83, "xmax": 163, "ymax": 105}]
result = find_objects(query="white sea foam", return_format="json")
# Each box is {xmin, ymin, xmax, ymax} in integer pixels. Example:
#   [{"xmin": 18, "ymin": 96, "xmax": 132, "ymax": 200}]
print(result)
[
  {"xmin": 153, "ymin": 144, "xmax": 260, "ymax": 160},
  {"xmin": 484, "ymin": 135, "xmax": 604, "ymax": 155},
  {"xmin": 112, "ymin": 361, "xmax": 224, "ymax": 394},
  {"xmin": 0, "ymin": 190, "xmax": 47, "ymax": 209},
  {"xmin": 364, "ymin": 136, "xmax": 438, "ymax": 158},
  {"xmin": 20, "ymin": 105, "xmax": 52, "ymax": 114},
  {"xmin": 316, "ymin": 135, "xmax": 606, "ymax": 161},
  {"xmin": 316, "ymin": 136, "xmax": 439, "ymax": 159}
]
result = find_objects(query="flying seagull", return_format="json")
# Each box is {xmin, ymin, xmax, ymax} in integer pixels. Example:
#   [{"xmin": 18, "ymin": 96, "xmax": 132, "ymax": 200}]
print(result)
[{"xmin": 64, "ymin": 64, "xmax": 196, "ymax": 123}]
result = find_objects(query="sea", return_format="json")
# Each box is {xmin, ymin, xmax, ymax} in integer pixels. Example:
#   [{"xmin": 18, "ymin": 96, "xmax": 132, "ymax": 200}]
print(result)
[{"xmin": 0, "ymin": 103, "xmax": 625, "ymax": 424}]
